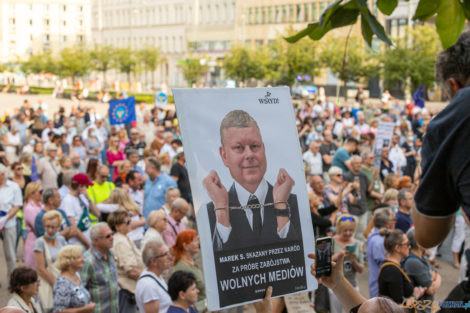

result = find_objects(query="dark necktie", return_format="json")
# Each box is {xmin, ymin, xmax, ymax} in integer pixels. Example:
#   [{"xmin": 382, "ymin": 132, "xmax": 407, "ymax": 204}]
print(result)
[{"xmin": 248, "ymin": 194, "xmax": 262, "ymax": 235}]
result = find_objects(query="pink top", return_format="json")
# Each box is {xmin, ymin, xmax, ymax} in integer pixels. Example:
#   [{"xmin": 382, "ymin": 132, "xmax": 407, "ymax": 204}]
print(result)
[
  {"xmin": 24, "ymin": 200, "xmax": 44, "ymax": 269},
  {"xmin": 162, "ymin": 215, "xmax": 186, "ymax": 248},
  {"xmin": 106, "ymin": 150, "xmax": 126, "ymax": 177}
]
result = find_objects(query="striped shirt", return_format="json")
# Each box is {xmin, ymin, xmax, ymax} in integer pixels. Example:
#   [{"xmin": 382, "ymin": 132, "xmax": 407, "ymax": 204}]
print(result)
[{"xmin": 80, "ymin": 247, "xmax": 119, "ymax": 313}]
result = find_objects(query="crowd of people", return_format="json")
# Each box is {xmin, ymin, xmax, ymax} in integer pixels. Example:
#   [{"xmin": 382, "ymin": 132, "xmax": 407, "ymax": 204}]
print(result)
[{"xmin": 0, "ymin": 38, "xmax": 469, "ymax": 313}]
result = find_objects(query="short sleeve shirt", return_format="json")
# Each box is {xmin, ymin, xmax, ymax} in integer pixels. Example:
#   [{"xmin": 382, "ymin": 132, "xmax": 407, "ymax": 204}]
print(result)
[
  {"xmin": 136, "ymin": 270, "xmax": 172, "ymax": 313},
  {"xmin": 0, "ymin": 180, "xmax": 23, "ymax": 229},
  {"xmin": 34, "ymin": 236, "xmax": 67, "ymax": 263},
  {"xmin": 331, "ymin": 148, "xmax": 350, "ymax": 174}
]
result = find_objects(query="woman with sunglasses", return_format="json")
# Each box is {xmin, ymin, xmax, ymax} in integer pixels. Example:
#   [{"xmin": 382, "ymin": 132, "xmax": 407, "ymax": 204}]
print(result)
[
  {"xmin": 108, "ymin": 210, "xmax": 145, "ymax": 313},
  {"xmin": 53, "ymin": 245, "xmax": 95, "ymax": 313},
  {"xmin": 378, "ymin": 228, "xmax": 426, "ymax": 306},
  {"xmin": 329, "ymin": 214, "xmax": 364, "ymax": 313},
  {"xmin": 7, "ymin": 266, "xmax": 42, "ymax": 313},
  {"xmin": 23, "ymin": 182, "xmax": 44, "ymax": 269},
  {"xmin": 325, "ymin": 166, "xmax": 353, "ymax": 214},
  {"xmin": 106, "ymin": 135, "xmax": 126, "ymax": 181}
]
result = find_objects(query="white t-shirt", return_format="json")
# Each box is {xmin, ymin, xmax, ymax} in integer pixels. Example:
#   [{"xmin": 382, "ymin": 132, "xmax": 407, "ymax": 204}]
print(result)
[
  {"xmin": 0, "ymin": 180, "xmax": 23, "ymax": 229},
  {"xmin": 62, "ymin": 193, "xmax": 91, "ymax": 244},
  {"xmin": 136, "ymin": 270, "xmax": 172, "ymax": 313}
]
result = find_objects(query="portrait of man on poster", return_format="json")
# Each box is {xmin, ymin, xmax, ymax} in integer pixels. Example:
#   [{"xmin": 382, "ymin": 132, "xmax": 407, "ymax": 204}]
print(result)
[{"xmin": 203, "ymin": 110, "xmax": 302, "ymax": 251}]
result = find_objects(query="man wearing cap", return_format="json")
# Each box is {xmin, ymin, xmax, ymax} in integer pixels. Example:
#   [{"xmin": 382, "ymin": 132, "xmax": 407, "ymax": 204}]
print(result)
[
  {"xmin": 37, "ymin": 143, "xmax": 60, "ymax": 189},
  {"xmin": 62, "ymin": 173, "xmax": 101, "ymax": 248}
]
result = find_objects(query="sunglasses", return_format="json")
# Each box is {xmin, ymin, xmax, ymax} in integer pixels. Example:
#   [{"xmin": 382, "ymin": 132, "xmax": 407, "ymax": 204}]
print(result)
[
  {"xmin": 340, "ymin": 216, "xmax": 355, "ymax": 222},
  {"xmin": 335, "ymin": 174, "xmax": 343, "ymax": 177},
  {"xmin": 98, "ymin": 233, "xmax": 113, "ymax": 239}
]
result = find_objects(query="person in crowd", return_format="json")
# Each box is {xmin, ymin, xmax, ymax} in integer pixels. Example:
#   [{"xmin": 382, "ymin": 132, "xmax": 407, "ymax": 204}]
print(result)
[
  {"xmin": 34, "ymin": 210, "xmax": 67, "ymax": 311},
  {"xmin": 303, "ymin": 140, "xmax": 323, "ymax": 177},
  {"xmin": 172, "ymin": 230, "xmax": 206, "ymax": 312},
  {"xmin": 367, "ymin": 207, "xmax": 396, "ymax": 298},
  {"xmin": 397, "ymin": 176, "xmax": 413, "ymax": 191},
  {"xmin": 106, "ymin": 135, "xmax": 126, "ymax": 179},
  {"xmin": 160, "ymin": 132, "xmax": 177, "ymax": 162},
  {"xmin": 58, "ymin": 169, "xmax": 78, "ymax": 200},
  {"xmin": 167, "ymin": 271, "xmax": 199, "ymax": 313},
  {"xmin": 70, "ymin": 153, "xmax": 86, "ymax": 173},
  {"xmin": 401, "ymin": 134, "xmax": 417, "ymax": 179},
  {"xmin": 4, "ymin": 125, "xmax": 21, "ymax": 164},
  {"xmin": 452, "ymin": 208, "xmax": 466, "ymax": 269},
  {"xmin": 310, "ymin": 175, "xmax": 331, "ymax": 207},
  {"xmin": 85, "ymin": 128, "xmax": 102, "ymax": 161},
  {"xmin": 88, "ymin": 165, "xmax": 115, "ymax": 204},
  {"xmin": 118, "ymin": 128, "xmax": 129, "ymax": 153},
  {"xmin": 170, "ymin": 151, "xmax": 192, "ymax": 204},
  {"xmin": 330, "ymin": 214, "xmax": 364, "ymax": 313},
  {"xmin": 395, "ymin": 189, "xmax": 414, "ymax": 233},
  {"xmin": 380, "ymin": 146, "xmax": 394, "ymax": 182},
  {"xmin": 319, "ymin": 129, "xmax": 337, "ymax": 177},
  {"xmin": 86, "ymin": 159, "xmax": 99, "ymax": 182},
  {"xmin": 0, "ymin": 163, "xmax": 23, "ymax": 276},
  {"xmin": 159, "ymin": 187, "xmax": 181, "ymax": 216},
  {"xmin": 127, "ymin": 149, "xmax": 145, "ymax": 176},
  {"xmin": 62, "ymin": 174, "xmax": 101, "ymax": 248},
  {"xmin": 114, "ymin": 160, "xmax": 132, "ymax": 188},
  {"xmin": 344, "ymin": 155, "xmax": 369, "ymax": 242},
  {"xmin": 23, "ymin": 182, "xmax": 44, "ymax": 269},
  {"xmin": 11, "ymin": 161, "xmax": 31, "ymax": 197},
  {"xmin": 360, "ymin": 150, "xmax": 383, "ymax": 212},
  {"xmin": 57, "ymin": 156, "xmax": 72, "ymax": 187},
  {"xmin": 71, "ymin": 135, "xmax": 87, "ymax": 164},
  {"xmin": 158, "ymin": 152, "xmax": 171, "ymax": 174},
  {"xmin": 126, "ymin": 170, "xmax": 144, "ymax": 213},
  {"xmin": 20, "ymin": 152, "xmax": 33, "ymax": 179},
  {"xmin": 331, "ymin": 137, "xmax": 358, "ymax": 174},
  {"xmin": 136, "ymin": 240, "xmax": 173, "ymax": 313},
  {"xmin": 53, "ymin": 245, "xmax": 95, "ymax": 313},
  {"xmin": 162, "ymin": 197, "xmax": 188, "ymax": 247},
  {"xmin": 37, "ymin": 143, "xmax": 60, "ymax": 189},
  {"xmin": 80, "ymin": 222, "xmax": 119, "ymax": 313},
  {"xmin": 378, "ymin": 228, "xmax": 426, "ymax": 304},
  {"xmin": 403, "ymin": 228, "xmax": 442, "ymax": 313},
  {"xmin": 309, "ymin": 181, "xmax": 343, "ymax": 238},
  {"xmin": 125, "ymin": 128, "xmax": 147, "ymax": 159},
  {"xmin": 325, "ymin": 166, "xmax": 353, "ymax": 214},
  {"xmin": 142, "ymin": 210, "xmax": 167, "ymax": 248},
  {"xmin": 107, "ymin": 210, "xmax": 145, "ymax": 313},
  {"xmin": 7, "ymin": 266, "xmax": 42, "ymax": 313},
  {"xmin": 106, "ymin": 188, "xmax": 145, "ymax": 248},
  {"xmin": 144, "ymin": 157, "xmax": 177, "ymax": 219}
]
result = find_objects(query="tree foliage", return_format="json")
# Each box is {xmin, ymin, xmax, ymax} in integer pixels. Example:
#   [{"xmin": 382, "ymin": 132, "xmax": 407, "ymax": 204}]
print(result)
[
  {"xmin": 137, "ymin": 46, "xmax": 162, "ymax": 87},
  {"xmin": 179, "ymin": 57, "xmax": 209, "ymax": 87},
  {"xmin": 21, "ymin": 52, "xmax": 57, "ymax": 75},
  {"xmin": 57, "ymin": 46, "xmax": 91, "ymax": 83},
  {"xmin": 382, "ymin": 24, "xmax": 441, "ymax": 93},
  {"xmin": 286, "ymin": 0, "xmax": 469, "ymax": 49},
  {"xmin": 113, "ymin": 47, "xmax": 138, "ymax": 83},
  {"xmin": 223, "ymin": 46, "xmax": 266, "ymax": 86},
  {"xmin": 89, "ymin": 45, "xmax": 115, "ymax": 82}
]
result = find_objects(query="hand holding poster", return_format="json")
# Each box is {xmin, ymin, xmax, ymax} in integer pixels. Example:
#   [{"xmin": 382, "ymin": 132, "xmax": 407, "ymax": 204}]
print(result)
[{"xmin": 173, "ymin": 87, "xmax": 316, "ymax": 310}]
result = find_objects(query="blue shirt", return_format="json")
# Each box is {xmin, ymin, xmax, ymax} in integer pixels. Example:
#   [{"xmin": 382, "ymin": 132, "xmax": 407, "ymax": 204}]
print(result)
[
  {"xmin": 367, "ymin": 228, "xmax": 385, "ymax": 298},
  {"xmin": 34, "ymin": 209, "xmax": 72, "ymax": 238},
  {"xmin": 331, "ymin": 148, "xmax": 350, "ymax": 174},
  {"xmin": 144, "ymin": 173, "xmax": 177, "ymax": 219},
  {"xmin": 395, "ymin": 210, "xmax": 413, "ymax": 233},
  {"xmin": 166, "ymin": 305, "xmax": 197, "ymax": 313}
]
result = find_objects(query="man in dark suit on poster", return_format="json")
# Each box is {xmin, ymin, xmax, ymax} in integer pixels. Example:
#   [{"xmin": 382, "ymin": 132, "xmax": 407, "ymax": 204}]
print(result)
[{"xmin": 203, "ymin": 110, "xmax": 301, "ymax": 251}]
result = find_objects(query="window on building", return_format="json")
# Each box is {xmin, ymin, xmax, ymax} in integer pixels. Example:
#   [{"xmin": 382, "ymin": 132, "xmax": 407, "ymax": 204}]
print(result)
[
  {"xmin": 9, "ymin": 18, "xmax": 15, "ymax": 25},
  {"xmin": 78, "ymin": 35, "xmax": 83, "ymax": 42},
  {"xmin": 80, "ymin": 19, "xmax": 83, "ymax": 26},
  {"xmin": 255, "ymin": 7, "xmax": 259, "ymax": 24},
  {"xmin": 261, "ymin": 7, "xmax": 266, "ymax": 24},
  {"xmin": 297, "ymin": 4, "xmax": 302, "ymax": 22},
  {"xmin": 282, "ymin": 6, "xmax": 287, "ymax": 23},
  {"xmin": 44, "ymin": 19, "xmax": 50, "ymax": 26},
  {"xmin": 44, "ymin": 34, "xmax": 50, "ymax": 43},
  {"xmin": 45, "ymin": 4, "xmax": 49, "ymax": 11},
  {"xmin": 289, "ymin": 5, "xmax": 295, "ymax": 22},
  {"xmin": 63, "ymin": 5, "xmax": 66, "ymax": 12},
  {"xmin": 30, "ymin": 35, "xmax": 33, "ymax": 41},
  {"xmin": 62, "ymin": 35, "xmax": 67, "ymax": 43},
  {"xmin": 319, "ymin": 1, "xmax": 325, "ymax": 14},
  {"xmin": 248, "ymin": 8, "xmax": 253, "ymax": 24},
  {"xmin": 29, "ymin": 19, "xmax": 33, "ymax": 26},
  {"xmin": 63, "ymin": 20, "xmax": 66, "ymax": 26},
  {"xmin": 275, "ymin": 6, "xmax": 280, "ymax": 23},
  {"xmin": 267, "ymin": 6, "xmax": 273, "ymax": 23},
  {"xmin": 80, "ymin": 5, "xmax": 83, "ymax": 12},
  {"xmin": 312, "ymin": 3, "xmax": 317, "ymax": 21},
  {"xmin": 304, "ymin": 3, "xmax": 309, "ymax": 21}
]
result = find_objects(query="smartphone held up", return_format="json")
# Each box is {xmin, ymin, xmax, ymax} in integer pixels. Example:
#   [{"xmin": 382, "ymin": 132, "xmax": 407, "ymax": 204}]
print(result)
[{"xmin": 315, "ymin": 236, "xmax": 332, "ymax": 278}]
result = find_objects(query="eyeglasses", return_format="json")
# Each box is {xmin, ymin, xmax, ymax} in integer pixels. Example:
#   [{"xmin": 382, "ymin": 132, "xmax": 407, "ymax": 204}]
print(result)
[
  {"xmin": 339, "ymin": 216, "xmax": 355, "ymax": 222},
  {"xmin": 335, "ymin": 174, "xmax": 343, "ymax": 177},
  {"xmin": 400, "ymin": 241, "xmax": 411, "ymax": 246},
  {"xmin": 98, "ymin": 233, "xmax": 113, "ymax": 239},
  {"xmin": 152, "ymin": 252, "xmax": 169, "ymax": 259}
]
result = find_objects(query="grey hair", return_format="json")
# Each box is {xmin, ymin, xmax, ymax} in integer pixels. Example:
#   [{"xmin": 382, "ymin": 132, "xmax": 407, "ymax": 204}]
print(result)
[
  {"xmin": 220, "ymin": 110, "xmax": 261, "ymax": 146},
  {"xmin": 328, "ymin": 166, "xmax": 342, "ymax": 177},
  {"xmin": 63, "ymin": 169, "xmax": 79, "ymax": 186},
  {"xmin": 435, "ymin": 32, "xmax": 470, "ymax": 97},
  {"xmin": 406, "ymin": 228, "xmax": 419, "ymax": 250},
  {"xmin": 42, "ymin": 188, "xmax": 57, "ymax": 204},
  {"xmin": 373, "ymin": 207, "xmax": 392, "ymax": 229},
  {"xmin": 350, "ymin": 155, "xmax": 362, "ymax": 163},
  {"xmin": 90, "ymin": 222, "xmax": 109, "ymax": 241},
  {"xmin": 360, "ymin": 149, "xmax": 372, "ymax": 160},
  {"xmin": 142, "ymin": 241, "xmax": 166, "ymax": 266},
  {"xmin": 397, "ymin": 188, "xmax": 411, "ymax": 205},
  {"xmin": 171, "ymin": 197, "xmax": 188, "ymax": 212}
]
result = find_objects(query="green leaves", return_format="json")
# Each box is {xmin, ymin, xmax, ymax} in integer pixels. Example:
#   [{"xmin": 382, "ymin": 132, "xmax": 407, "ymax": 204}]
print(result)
[
  {"xmin": 360, "ymin": 8, "xmax": 393, "ymax": 46},
  {"xmin": 377, "ymin": 0, "xmax": 398, "ymax": 15},
  {"xmin": 413, "ymin": 0, "xmax": 440, "ymax": 20},
  {"xmin": 435, "ymin": 0, "xmax": 465, "ymax": 49}
]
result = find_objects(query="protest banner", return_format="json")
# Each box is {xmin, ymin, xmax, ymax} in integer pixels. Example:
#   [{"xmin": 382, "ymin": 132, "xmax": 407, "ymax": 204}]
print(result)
[
  {"xmin": 373, "ymin": 122, "xmax": 395, "ymax": 167},
  {"xmin": 173, "ymin": 87, "xmax": 316, "ymax": 310}
]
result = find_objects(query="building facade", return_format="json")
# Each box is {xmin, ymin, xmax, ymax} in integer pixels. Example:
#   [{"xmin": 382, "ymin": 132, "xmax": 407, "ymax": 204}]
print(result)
[{"xmin": 0, "ymin": 0, "xmax": 91, "ymax": 63}]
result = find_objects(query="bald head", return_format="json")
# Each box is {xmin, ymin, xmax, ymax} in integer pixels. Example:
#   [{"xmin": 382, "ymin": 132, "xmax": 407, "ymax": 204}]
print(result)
[{"xmin": 170, "ymin": 197, "xmax": 189, "ymax": 222}]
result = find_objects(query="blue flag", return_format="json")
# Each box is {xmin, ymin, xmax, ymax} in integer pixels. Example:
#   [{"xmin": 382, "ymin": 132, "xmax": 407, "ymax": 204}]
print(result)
[
  {"xmin": 412, "ymin": 84, "xmax": 425, "ymax": 108},
  {"xmin": 109, "ymin": 96, "xmax": 136, "ymax": 125}
]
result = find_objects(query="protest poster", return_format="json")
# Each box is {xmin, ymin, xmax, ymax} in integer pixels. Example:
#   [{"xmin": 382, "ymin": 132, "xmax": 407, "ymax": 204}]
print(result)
[
  {"xmin": 373, "ymin": 121, "xmax": 395, "ymax": 167},
  {"xmin": 173, "ymin": 87, "xmax": 316, "ymax": 310}
]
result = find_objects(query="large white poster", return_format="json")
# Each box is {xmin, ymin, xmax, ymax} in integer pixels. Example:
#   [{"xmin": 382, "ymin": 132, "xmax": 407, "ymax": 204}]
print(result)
[{"xmin": 173, "ymin": 87, "xmax": 316, "ymax": 310}]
